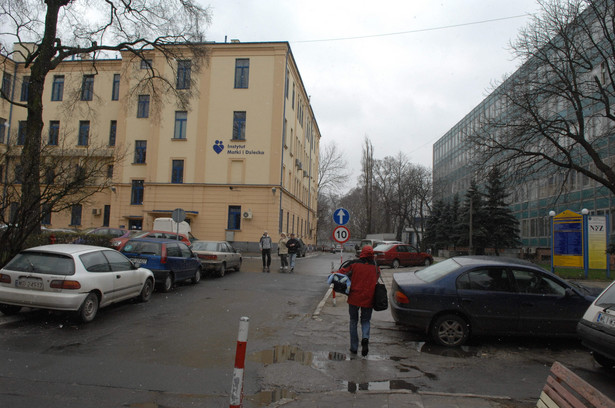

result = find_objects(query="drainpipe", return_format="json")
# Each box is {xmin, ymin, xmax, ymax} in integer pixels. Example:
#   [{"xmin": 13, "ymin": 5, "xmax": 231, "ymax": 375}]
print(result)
[{"xmin": 278, "ymin": 47, "xmax": 289, "ymax": 233}]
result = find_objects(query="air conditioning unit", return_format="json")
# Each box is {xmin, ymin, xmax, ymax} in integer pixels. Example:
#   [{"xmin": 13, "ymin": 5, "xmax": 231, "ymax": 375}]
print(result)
[
  {"xmin": 91, "ymin": 208, "xmax": 102, "ymax": 215},
  {"xmin": 242, "ymin": 210, "xmax": 253, "ymax": 219}
]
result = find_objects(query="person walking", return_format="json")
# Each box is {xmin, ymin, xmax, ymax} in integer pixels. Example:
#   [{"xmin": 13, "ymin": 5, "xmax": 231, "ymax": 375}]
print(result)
[
  {"xmin": 336, "ymin": 245, "xmax": 380, "ymax": 356},
  {"xmin": 285, "ymin": 233, "xmax": 300, "ymax": 273},
  {"xmin": 259, "ymin": 231, "xmax": 272, "ymax": 272},
  {"xmin": 278, "ymin": 232, "xmax": 289, "ymax": 272}
]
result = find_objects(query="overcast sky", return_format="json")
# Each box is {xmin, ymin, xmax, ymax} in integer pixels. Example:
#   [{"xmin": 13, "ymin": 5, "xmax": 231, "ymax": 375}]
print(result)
[{"xmin": 201, "ymin": 0, "xmax": 541, "ymax": 183}]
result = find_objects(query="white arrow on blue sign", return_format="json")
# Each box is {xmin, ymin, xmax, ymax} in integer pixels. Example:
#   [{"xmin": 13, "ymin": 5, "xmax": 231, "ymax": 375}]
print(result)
[{"xmin": 333, "ymin": 207, "xmax": 350, "ymax": 226}]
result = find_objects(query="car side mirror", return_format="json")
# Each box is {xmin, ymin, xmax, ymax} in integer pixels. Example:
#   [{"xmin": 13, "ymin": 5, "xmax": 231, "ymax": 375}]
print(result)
[
  {"xmin": 564, "ymin": 288, "xmax": 575, "ymax": 297},
  {"xmin": 130, "ymin": 260, "xmax": 139, "ymax": 269}
]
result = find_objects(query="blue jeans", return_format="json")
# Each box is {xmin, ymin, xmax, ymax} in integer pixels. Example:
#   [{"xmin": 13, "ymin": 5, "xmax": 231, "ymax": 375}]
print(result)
[
  {"xmin": 348, "ymin": 304, "xmax": 372, "ymax": 352},
  {"xmin": 289, "ymin": 253, "xmax": 297, "ymax": 269}
]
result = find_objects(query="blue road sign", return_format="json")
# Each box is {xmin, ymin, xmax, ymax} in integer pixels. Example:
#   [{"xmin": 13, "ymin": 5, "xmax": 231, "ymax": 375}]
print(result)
[{"xmin": 333, "ymin": 208, "xmax": 350, "ymax": 226}]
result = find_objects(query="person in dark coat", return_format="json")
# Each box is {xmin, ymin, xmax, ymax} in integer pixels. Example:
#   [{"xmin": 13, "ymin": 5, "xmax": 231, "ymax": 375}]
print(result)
[
  {"xmin": 336, "ymin": 245, "xmax": 380, "ymax": 356},
  {"xmin": 285, "ymin": 233, "xmax": 300, "ymax": 272}
]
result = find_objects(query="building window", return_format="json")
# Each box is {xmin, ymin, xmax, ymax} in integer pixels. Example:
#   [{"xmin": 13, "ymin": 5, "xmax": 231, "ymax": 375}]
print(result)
[
  {"xmin": 111, "ymin": 74, "xmax": 120, "ymax": 100},
  {"xmin": 20, "ymin": 76, "xmax": 30, "ymax": 102},
  {"xmin": 177, "ymin": 60, "xmax": 191, "ymax": 89},
  {"xmin": 14, "ymin": 164, "xmax": 23, "ymax": 184},
  {"xmin": 45, "ymin": 168, "xmax": 55, "ymax": 184},
  {"xmin": 172, "ymin": 160, "xmax": 184, "ymax": 183},
  {"xmin": 103, "ymin": 205, "xmax": 111, "ymax": 226},
  {"xmin": 51, "ymin": 75, "xmax": 64, "ymax": 101},
  {"xmin": 81, "ymin": 75, "xmax": 94, "ymax": 101},
  {"xmin": 1, "ymin": 72, "xmax": 12, "ymax": 97},
  {"xmin": 41, "ymin": 204, "xmax": 52, "ymax": 225},
  {"xmin": 109, "ymin": 120, "xmax": 117, "ymax": 146},
  {"xmin": 140, "ymin": 59, "xmax": 152, "ymax": 69},
  {"xmin": 48, "ymin": 120, "xmax": 59, "ymax": 145},
  {"xmin": 232, "ymin": 111, "xmax": 246, "ymax": 140},
  {"xmin": 131, "ymin": 180, "xmax": 144, "ymax": 205},
  {"xmin": 134, "ymin": 140, "xmax": 147, "ymax": 164},
  {"xmin": 228, "ymin": 206, "xmax": 241, "ymax": 230},
  {"xmin": 0, "ymin": 118, "xmax": 6, "ymax": 143},
  {"xmin": 107, "ymin": 165, "xmax": 114, "ymax": 178},
  {"xmin": 17, "ymin": 121, "xmax": 26, "ymax": 145},
  {"xmin": 234, "ymin": 58, "xmax": 250, "ymax": 89},
  {"xmin": 77, "ymin": 121, "xmax": 89, "ymax": 146},
  {"xmin": 174, "ymin": 111, "xmax": 187, "ymax": 139},
  {"xmin": 137, "ymin": 95, "xmax": 150, "ymax": 118},
  {"xmin": 70, "ymin": 204, "xmax": 82, "ymax": 226}
]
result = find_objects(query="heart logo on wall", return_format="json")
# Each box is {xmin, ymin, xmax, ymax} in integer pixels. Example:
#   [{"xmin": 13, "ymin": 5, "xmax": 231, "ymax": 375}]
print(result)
[{"xmin": 213, "ymin": 140, "xmax": 224, "ymax": 154}]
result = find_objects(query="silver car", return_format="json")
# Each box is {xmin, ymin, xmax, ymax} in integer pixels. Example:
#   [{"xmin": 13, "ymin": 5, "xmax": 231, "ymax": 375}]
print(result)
[
  {"xmin": 191, "ymin": 240, "xmax": 242, "ymax": 277},
  {"xmin": 0, "ymin": 244, "xmax": 155, "ymax": 322}
]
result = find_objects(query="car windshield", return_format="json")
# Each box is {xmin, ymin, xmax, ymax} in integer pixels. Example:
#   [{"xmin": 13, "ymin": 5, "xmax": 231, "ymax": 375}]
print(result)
[
  {"xmin": 5, "ymin": 251, "xmax": 75, "ymax": 275},
  {"xmin": 595, "ymin": 283, "xmax": 615, "ymax": 308},
  {"xmin": 122, "ymin": 241, "xmax": 162, "ymax": 255},
  {"xmin": 415, "ymin": 258, "xmax": 461, "ymax": 283},
  {"xmin": 374, "ymin": 244, "xmax": 394, "ymax": 252},
  {"xmin": 192, "ymin": 241, "xmax": 219, "ymax": 251}
]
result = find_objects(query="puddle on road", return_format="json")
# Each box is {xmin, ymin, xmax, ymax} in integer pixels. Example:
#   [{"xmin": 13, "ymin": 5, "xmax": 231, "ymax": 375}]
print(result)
[
  {"xmin": 247, "ymin": 388, "xmax": 298, "ymax": 405},
  {"xmin": 344, "ymin": 379, "xmax": 419, "ymax": 393},
  {"xmin": 406, "ymin": 341, "xmax": 480, "ymax": 358}
]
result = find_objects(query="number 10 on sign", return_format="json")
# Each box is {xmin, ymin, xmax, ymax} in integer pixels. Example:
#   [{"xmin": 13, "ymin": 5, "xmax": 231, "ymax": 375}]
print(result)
[{"xmin": 333, "ymin": 226, "xmax": 350, "ymax": 244}]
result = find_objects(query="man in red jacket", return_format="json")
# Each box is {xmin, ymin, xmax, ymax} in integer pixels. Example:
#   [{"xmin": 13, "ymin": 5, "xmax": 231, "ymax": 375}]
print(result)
[{"xmin": 337, "ymin": 245, "xmax": 380, "ymax": 356}]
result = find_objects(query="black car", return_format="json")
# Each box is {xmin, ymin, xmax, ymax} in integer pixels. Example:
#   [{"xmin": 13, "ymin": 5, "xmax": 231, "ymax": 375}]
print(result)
[
  {"xmin": 391, "ymin": 256, "xmax": 600, "ymax": 346},
  {"xmin": 577, "ymin": 280, "xmax": 615, "ymax": 368}
]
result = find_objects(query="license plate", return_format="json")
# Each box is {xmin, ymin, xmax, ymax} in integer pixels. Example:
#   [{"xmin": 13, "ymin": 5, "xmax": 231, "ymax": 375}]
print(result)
[
  {"xmin": 16, "ymin": 277, "xmax": 43, "ymax": 291},
  {"xmin": 597, "ymin": 312, "xmax": 615, "ymax": 328},
  {"xmin": 131, "ymin": 258, "xmax": 148, "ymax": 265}
]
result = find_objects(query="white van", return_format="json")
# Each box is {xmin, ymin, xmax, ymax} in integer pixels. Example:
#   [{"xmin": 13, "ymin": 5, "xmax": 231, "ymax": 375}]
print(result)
[{"xmin": 153, "ymin": 217, "xmax": 192, "ymax": 236}]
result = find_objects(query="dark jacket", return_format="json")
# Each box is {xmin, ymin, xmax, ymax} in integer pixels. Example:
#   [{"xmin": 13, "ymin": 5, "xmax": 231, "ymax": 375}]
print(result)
[{"xmin": 286, "ymin": 238, "xmax": 300, "ymax": 254}]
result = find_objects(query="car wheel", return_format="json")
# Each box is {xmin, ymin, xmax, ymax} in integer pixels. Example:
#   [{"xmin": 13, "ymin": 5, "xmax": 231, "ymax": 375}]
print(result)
[
  {"xmin": 218, "ymin": 263, "xmax": 226, "ymax": 278},
  {"xmin": 593, "ymin": 352, "xmax": 615, "ymax": 368},
  {"xmin": 392, "ymin": 259, "xmax": 400, "ymax": 269},
  {"xmin": 161, "ymin": 274, "xmax": 174, "ymax": 293},
  {"xmin": 78, "ymin": 293, "xmax": 99, "ymax": 323},
  {"xmin": 192, "ymin": 268, "xmax": 201, "ymax": 284},
  {"xmin": 138, "ymin": 279, "xmax": 154, "ymax": 302},
  {"xmin": 0, "ymin": 304, "xmax": 22, "ymax": 316},
  {"xmin": 424, "ymin": 258, "xmax": 433, "ymax": 266},
  {"xmin": 431, "ymin": 314, "xmax": 469, "ymax": 347}
]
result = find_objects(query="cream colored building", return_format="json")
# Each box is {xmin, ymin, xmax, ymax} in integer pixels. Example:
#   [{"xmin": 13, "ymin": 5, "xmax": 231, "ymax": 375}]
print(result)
[{"xmin": 0, "ymin": 42, "xmax": 320, "ymax": 250}]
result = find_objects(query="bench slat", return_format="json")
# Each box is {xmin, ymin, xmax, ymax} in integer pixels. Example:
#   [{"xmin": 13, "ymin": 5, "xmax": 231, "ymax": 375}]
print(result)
[
  {"xmin": 544, "ymin": 376, "xmax": 582, "ymax": 408},
  {"xmin": 551, "ymin": 362, "xmax": 615, "ymax": 408}
]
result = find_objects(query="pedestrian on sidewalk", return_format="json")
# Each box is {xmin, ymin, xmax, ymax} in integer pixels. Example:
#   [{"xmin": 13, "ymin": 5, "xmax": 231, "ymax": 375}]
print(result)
[
  {"xmin": 259, "ymin": 231, "xmax": 272, "ymax": 272},
  {"xmin": 336, "ymin": 245, "xmax": 380, "ymax": 356},
  {"xmin": 285, "ymin": 233, "xmax": 300, "ymax": 272},
  {"xmin": 278, "ymin": 232, "xmax": 289, "ymax": 272}
]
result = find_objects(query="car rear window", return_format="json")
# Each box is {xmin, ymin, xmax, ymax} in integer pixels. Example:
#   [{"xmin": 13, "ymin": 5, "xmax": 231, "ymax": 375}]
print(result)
[
  {"xmin": 122, "ymin": 241, "xmax": 162, "ymax": 256},
  {"xmin": 595, "ymin": 283, "xmax": 615, "ymax": 307},
  {"xmin": 374, "ymin": 244, "xmax": 394, "ymax": 252},
  {"xmin": 5, "ymin": 252, "xmax": 75, "ymax": 275},
  {"xmin": 192, "ymin": 241, "xmax": 218, "ymax": 251},
  {"xmin": 415, "ymin": 258, "xmax": 461, "ymax": 283}
]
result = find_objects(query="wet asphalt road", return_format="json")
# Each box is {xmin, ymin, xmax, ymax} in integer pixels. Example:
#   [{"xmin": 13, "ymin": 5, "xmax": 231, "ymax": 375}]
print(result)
[{"xmin": 0, "ymin": 251, "xmax": 614, "ymax": 407}]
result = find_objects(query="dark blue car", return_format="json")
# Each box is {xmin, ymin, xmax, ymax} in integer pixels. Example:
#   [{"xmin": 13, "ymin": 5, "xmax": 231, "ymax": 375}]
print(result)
[
  {"xmin": 121, "ymin": 238, "xmax": 202, "ymax": 292},
  {"xmin": 391, "ymin": 256, "xmax": 601, "ymax": 346}
]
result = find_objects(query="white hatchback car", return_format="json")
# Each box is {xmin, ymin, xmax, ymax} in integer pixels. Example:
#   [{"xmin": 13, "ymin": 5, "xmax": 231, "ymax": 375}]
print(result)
[
  {"xmin": 577, "ymin": 280, "xmax": 615, "ymax": 368},
  {"xmin": 0, "ymin": 244, "xmax": 155, "ymax": 322}
]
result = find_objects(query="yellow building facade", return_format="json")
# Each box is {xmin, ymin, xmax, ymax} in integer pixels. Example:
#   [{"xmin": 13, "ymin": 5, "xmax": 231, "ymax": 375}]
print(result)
[{"xmin": 0, "ymin": 42, "xmax": 320, "ymax": 249}]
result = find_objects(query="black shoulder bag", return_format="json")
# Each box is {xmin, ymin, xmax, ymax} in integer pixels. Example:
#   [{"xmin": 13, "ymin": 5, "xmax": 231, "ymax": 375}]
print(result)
[{"xmin": 373, "ymin": 269, "xmax": 388, "ymax": 311}]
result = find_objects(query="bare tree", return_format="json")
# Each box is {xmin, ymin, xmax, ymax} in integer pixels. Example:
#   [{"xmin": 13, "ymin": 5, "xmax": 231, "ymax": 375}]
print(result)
[
  {"xmin": 469, "ymin": 0, "xmax": 615, "ymax": 195},
  {"xmin": 361, "ymin": 137, "xmax": 375, "ymax": 236},
  {"xmin": 318, "ymin": 142, "xmax": 349, "ymax": 195},
  {"xmin": 0, "ymin": 0, "xmax": 211, "ymax": 263}
]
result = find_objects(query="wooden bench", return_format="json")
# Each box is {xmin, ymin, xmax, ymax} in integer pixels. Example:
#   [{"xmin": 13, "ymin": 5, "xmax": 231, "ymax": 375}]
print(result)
[{"xmin": 537, "ymin": 362, "xmax": 615, "ymax": 408}]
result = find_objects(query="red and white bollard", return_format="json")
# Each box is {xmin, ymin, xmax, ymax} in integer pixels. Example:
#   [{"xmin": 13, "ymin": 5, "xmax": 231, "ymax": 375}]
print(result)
[{"xmin": 230, "ymin": 316, "xmax": 249, "ymax": 408}]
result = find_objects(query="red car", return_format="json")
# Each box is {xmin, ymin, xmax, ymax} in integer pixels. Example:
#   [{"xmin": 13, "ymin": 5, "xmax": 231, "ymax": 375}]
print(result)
[
  {"xmin": 373, "ymin": 243, "xmax": 433, "ymax": 269},
  {"xmin": 111, "ymin": 230, "xmax": 192, "ymax": 251}
]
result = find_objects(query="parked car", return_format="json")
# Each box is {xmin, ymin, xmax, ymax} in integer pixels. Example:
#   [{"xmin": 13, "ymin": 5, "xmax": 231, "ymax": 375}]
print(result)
[
  {"xmin": 373, "ymin": 243, "xmax": 433, "ymax": 268},
  {"xmin": 0, "ymin": 244, "xmax": 154, "ymax": 322},
  {"xmin": 355, "ymin": 239, "xmax": 385, "ymax": 257},
  {"xmin": 191, "ymin": 240, "xmax": 242, "ymax": 277},
  {"xmin": 297, "ymin": 238, "xmax": 308, "ymax": 257},
  {"xmin": 390, "ymin": 256, "xmax": 601, "ymax": 347},
  {"xmin": 111, "ymin": 230, "xmax": 192, "ymax": 251},
  {"xmin": 120, "ymin": 238, "xmax": 201, "ymax": 292},
  {"xmin": 83, "ymin": 227, "xmax": 129, "ymax": 238},
  {"xmin": 577, "ymin": 280, "xmax": 615, "ymax": 368},
  {"xmin": 330, "ymin": 244, "xmax": 342, "ymax": 253}
]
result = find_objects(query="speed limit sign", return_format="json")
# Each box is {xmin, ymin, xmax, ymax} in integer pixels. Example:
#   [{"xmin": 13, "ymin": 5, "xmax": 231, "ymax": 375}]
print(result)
[{"xmin": 333, "ymin": 226, "xmax": 350, "ymax": 244}]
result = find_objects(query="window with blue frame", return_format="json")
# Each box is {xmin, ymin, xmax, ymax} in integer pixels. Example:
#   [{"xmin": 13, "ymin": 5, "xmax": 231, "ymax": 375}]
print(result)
[
  {"xmin": 177, "ymin": 60, "xmax": 191, "ymax": 89},
  {"xmin": 140, "ymin": 59, "xmax": 152, "ymax": 70},
  {"xmin": 111, "ymin": 74, "xmax": 120, "ymax": 100},
  {"xmin": 174, "ymin": 111, "xmax": 187, "ymax": 139},
  {"xmin": 0, "ymin": 118, "xmax": 5, "ymax": 143},
  {"xmin": 172, "ymin": 160, "xmax": 184, "ymax": 183},
  {"xmin": 78, "ymin": 121, "xmax": 89, "ymax": 146},
  {"xmin": 51, "ymin": 75, "xmax": 64, "ymax": 101},
  {"xmin": 228, "ymin": 206, "xmax": 241, "ymax": 230},
  {"xmin": 232, "ymin": 111, "xmax": 246, "ymax": 140},
  {"xmin": 17, "ymin": 121, "xmax": 26, "ymax": 145},
  {"xmin": 70, "ymin": 204, "xmax": 82, "ymax": 226},
  {"xmin": 134, "ymin": 140, "xmax": 147, "ymax": 163},
  {"xmin": 48, "ymin": 120, "xmax": 59, "ymax": 145},
  {"xmin": 131, "ymin": 180, "xmax": 144, "ymax": 205},
  {"xmin": 234, "ymin": 58, "xmax": 249, "ymax": 88},
  {"xmin": 41, "ymin": 204, "xmax": 52, "ymax": 225},
  {"xmin": 20, "ymin": 76, "xmax": 29, "ymax": 102},
  {"xmin": 14, "ymin": 164, "xmax": 22, "ymax": 184},
  {"xmin": 2, "ymin": 73, "xmax": 12, "ymax": 97},
  {"xmin": 81, "ymin": 75, "xmax": 94, "ymax": 101},
  {"xmin": 137, "ymin": 95, "xmax": 150, "ymax": 118},
  {"xmin": 109, "ymin": 120, "xmax": 116, "ymax": 146}
]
